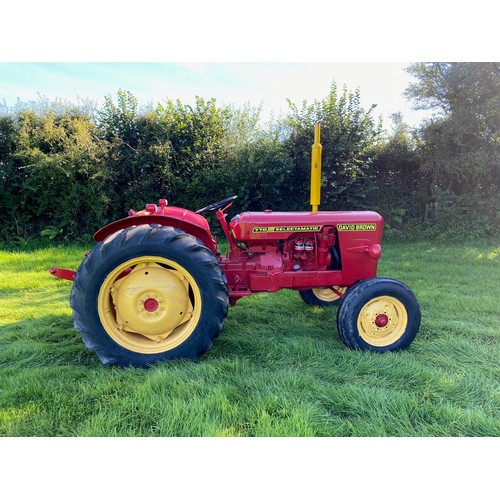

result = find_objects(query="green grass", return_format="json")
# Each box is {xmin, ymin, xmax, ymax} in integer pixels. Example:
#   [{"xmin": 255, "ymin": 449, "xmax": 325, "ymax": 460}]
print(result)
[{"xmin": 0, "ymin": 241, "xmax": 499, "ymax": 436}]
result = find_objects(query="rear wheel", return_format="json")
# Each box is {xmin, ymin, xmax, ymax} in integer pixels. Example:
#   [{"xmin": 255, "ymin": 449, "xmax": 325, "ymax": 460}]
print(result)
[
  {"xmin": 337, "ymin": 277, "xmax": 420, "ymax": 352},
  {"xmin": 70, "ymin": 225, "xmax": 228, "ymax": 367}
]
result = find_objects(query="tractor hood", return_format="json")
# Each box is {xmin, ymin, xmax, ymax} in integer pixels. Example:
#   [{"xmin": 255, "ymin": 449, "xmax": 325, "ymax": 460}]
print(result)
[{"xmin": 230, "ymin": 210, "xmax": 383, "ymax": 241}]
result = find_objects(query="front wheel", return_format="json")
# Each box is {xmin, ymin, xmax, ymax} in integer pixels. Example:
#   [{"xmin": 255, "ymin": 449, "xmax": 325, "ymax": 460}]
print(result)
[
  {"xmin": 337, "ymin": 277, "xmax": 421, "ymax": 352},
  {"xmin": 70, "ymin": 225, "xmax": 229, "ymax": 367},
  {"xmin": 299, "ymin": 286, "xmax": 347, "ymax": 306}
]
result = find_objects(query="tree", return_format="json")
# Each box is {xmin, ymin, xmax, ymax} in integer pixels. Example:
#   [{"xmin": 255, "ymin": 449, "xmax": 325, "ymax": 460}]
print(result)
[
  {"xmin": 5, "ymin": 104, "xmax": 109, "ymax": 240},
  {"xmin": 371, "ymin": 113, "xmax": 424, "ymax": 223},
  {"xmin": 97, "ymin": 90, "xmax": 143, "ymax": 218},
  {"xmin": 405, "ymin": 63, "xmax": 499, "ymax": 197},
  {"xmin": 160, "ymin": 96, "xmax": 230, "ymax": 210},
  {"xmin": 0, "ymin": 114, "xmax": 22, "ymax": 239},
  {"xmin": 405, "ymin": 62, "xmax": 500, "ymax": 236},
  {"xmin": 282, "ymin": 82, "xmax": 383, "ymax": 211}
]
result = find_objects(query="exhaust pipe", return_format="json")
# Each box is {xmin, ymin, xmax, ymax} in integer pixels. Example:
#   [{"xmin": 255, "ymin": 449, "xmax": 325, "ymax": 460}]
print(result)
[{"xmin": 310, "ymin": 124, "xmax": 322, "ymax": 212}]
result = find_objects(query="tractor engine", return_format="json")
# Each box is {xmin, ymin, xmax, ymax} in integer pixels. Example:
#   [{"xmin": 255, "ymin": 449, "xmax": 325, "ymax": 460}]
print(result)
[
  {"xmin": 223, "ymin": 211, "xmax": 341, "ymax": 298},
  {"xmin": 223, "ymin": 209, "xmax": 383, "ymax": 300},
  {"xmin": 281, "ymin": 227, "xmax": 336, "ymax": 271},
  {"xmin": 229, "ymin": 210, "xmax": 340, "ymax": 272}
]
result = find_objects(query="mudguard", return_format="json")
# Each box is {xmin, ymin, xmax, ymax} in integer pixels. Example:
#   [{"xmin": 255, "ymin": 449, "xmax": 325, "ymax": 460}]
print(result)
[{"xmin": 93, "ymin": 206, "xmax": 218, "ymax": 253}]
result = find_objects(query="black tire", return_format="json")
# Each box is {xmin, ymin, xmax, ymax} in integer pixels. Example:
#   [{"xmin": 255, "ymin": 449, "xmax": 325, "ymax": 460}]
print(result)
[
  {"xmin": 299, "ymin": 286, "xmax": 347, "ymax": 306},
  {"xmin": 70, "ymin": 225, "xmax": 229, "ymax": 367},
  {"xmin": 337, "ymin": 277, "xmax": 420, "ymax": 352}
]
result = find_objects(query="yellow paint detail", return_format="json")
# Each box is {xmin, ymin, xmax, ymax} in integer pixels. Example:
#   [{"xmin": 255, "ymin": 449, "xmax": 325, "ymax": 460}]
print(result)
[
  {"xmin": 312, "ymin": 286, "xmax": 347, "ymax": 303},
  {"xmin": 252, "ymin": 225, "xmax": 321, "ymax": 233},
  {"xmin": 310, "ymin": 124, "xmax": 322, "ymax": 212},
  {"xmin": 357, "ymin": 295, "xmax": 408, "ymax": 347},
  {"xmin": 337, "ymin": 223, "xmax": 377, "ymax": 231},
  {"xmin": 98, "ymin": 256, "xmax": 202, "ymax": 354}
]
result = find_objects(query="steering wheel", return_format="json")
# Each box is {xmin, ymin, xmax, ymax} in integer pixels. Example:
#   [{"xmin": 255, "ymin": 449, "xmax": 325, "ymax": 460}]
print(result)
[{"xmin": 195, "ymin": 195, "xmax": 238, "ymax": 214}]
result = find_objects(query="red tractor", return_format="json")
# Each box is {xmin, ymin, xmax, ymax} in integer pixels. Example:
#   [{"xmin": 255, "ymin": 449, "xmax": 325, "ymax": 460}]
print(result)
[{"xmin": 51, "ymin": 125, "xmax": 421, "ymax": 367}]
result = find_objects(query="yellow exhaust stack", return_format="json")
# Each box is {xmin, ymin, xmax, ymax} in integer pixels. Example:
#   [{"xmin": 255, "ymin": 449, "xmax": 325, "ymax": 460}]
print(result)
[{"xmin": 310, "ymin": 124, "xmax": 322, "ymax": 212}]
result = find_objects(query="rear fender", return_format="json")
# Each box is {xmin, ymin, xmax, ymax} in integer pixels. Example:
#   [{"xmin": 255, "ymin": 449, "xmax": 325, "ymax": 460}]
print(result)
[{"xmin": 93, "ymin": 215, "xmax": 218, "ymax": 253}]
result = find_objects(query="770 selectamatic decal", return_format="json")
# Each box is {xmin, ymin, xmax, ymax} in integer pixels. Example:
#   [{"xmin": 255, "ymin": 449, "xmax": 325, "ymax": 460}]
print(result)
[
  {"xmin": 252, "ymin": 225, "xmax": 322, "ymax": 233},
  {"xmin": 337, "ymin": 223, "xmax": 377, "ymax": 231}
]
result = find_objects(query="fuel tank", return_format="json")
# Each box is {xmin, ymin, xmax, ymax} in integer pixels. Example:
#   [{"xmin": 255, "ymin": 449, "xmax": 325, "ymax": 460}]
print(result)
[{"xmin": 229, "ymin": 210, "xmax": 384, "ymax": 242}]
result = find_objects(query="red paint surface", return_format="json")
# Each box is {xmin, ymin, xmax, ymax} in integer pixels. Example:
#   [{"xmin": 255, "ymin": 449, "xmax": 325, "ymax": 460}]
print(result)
[
  {"xmin": 57, "ymin": 201, "xmax": 385, "ymax": 306},
  {"xmin": 230, "ymin": 210, "xmax": 383, "ymax": 241},
  {"xmin": 93, "ymin": 205, "xmax": 217, "ymax": 252}
]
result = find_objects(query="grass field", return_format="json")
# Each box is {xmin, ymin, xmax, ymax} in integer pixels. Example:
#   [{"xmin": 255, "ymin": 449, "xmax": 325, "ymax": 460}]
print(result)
[{"xmin": 0, "ymin": 240, "xmax": 499, "ymax": 436}]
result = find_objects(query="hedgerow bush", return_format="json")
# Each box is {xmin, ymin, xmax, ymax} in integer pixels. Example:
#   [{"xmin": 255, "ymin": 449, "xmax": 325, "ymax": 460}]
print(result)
[{"xmin": 1, "ymin": 64, "xmax": 498, "ymax": 243}]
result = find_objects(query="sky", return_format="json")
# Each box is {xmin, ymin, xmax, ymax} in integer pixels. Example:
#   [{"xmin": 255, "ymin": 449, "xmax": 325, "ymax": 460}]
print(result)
[
  {"xmin": 0, "ymin": 62, "xmax": 433, "ymax": 130},
  {"xmin": 1, "ymin": 1, "xmax": 494, "ymax": 133}
]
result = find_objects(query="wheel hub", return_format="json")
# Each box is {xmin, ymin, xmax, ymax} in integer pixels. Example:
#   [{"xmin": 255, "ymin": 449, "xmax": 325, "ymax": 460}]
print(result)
[
  {"xmin": 357, "ymin": 296, "xmax": 408, "ymax": 347},
  {"xmin": 144, "ymin": 297, "xmax": 159, "ymax": 312},
  {"xmin": 375, "ymin": 313, "xmax": 389, "ymax": 328},
  {"xmin": 110, "ymin": 262, "xmax": 191, "ymax": 340}
]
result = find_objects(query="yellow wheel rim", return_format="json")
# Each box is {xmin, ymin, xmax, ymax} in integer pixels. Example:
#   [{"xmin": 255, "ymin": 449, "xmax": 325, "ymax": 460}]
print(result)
[
  {"xmin": 357, "ymin": 295, "xmax": 408, "ymax": 347},
  {"xmin": 312, "ymin": 286, "xmax": 347, "ymax": 303},
  {"xmin": 97, "ymin": 256, "xmax": 202, "ymax": 354}
]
